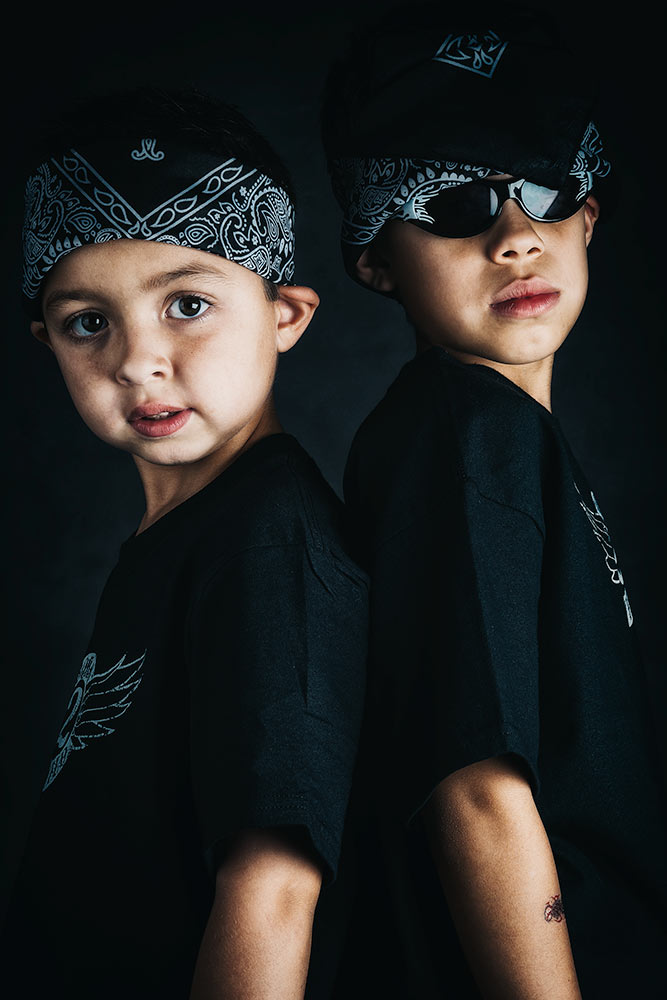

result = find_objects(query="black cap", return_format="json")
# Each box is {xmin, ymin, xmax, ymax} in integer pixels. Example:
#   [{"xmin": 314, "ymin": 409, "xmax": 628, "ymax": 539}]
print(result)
[{"xmin": 322, "ymin": 1, "xmax": 609, "ymax": 194}]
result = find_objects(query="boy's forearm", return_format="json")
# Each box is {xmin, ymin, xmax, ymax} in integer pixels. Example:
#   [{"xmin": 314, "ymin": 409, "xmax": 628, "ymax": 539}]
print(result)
[
  {"xmin": 189, "ymin": 829, "xmax": 322, "ymax": 1000},
  {"xmin": 424, "ymin": 756, "xmax": 581, "ymax": 1000}
]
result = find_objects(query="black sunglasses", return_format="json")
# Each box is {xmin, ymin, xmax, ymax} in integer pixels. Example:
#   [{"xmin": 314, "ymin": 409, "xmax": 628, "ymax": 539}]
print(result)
[{"xmin": 403, "ymin": 175, "xmax": 590, "ymax": 239}]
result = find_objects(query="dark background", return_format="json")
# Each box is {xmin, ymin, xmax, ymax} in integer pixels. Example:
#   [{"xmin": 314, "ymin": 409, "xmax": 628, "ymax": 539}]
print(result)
[{"xmin": 1, "ymin": 0, "xmax": 665, "ymax": 918}]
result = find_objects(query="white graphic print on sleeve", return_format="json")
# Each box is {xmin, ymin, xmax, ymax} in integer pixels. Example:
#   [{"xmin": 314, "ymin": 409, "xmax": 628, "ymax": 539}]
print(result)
[
  {"xmin": 574, "ymin": 482, "xmax": 633, "ymax": 628},
  {"xmin": 43, "ymin": 650, "xmax": 146, "ymax": 790}
]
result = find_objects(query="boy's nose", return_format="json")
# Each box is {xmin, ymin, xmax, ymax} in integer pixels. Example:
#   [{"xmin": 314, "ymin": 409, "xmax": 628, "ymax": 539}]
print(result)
[
  {"xmin": 485, "ymin": 200, "xmax": 545, "ymax": 263},
  {"xmin": 113, "ymin": 328, "xmax": 173, "ymax": 387}
]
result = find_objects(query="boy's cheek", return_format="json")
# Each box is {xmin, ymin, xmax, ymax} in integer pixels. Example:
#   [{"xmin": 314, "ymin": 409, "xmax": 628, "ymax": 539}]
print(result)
[{"xmin": 56, "ymin": 365, "xmax": 115, "ymax": 429}]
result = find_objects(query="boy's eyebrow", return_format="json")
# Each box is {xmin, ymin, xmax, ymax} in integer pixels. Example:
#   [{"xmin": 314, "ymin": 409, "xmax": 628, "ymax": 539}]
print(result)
[
  {"xmin": 138, "ymin": 263, "xmax": 230, "ymax": 292},
  {"xmin": 43, "ymin": 263, "xmax": 230, "ymax": 311},
  {"xmin": 44, "ymin": 287, "xmax": 108, "ymax": 311}
]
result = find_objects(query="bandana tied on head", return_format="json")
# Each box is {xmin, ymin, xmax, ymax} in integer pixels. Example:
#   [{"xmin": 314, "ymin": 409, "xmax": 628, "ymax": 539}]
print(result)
[
  {"xmin": 331, "ymin": 122, "xmax": 611, "ymax": 272},
  {"xmin": 332, "ymin": 158, "xmax": 495, "ymax": 248},
  {"xmin": 22, "ymin": 135, "xmax": 295, "ymax": 314}
]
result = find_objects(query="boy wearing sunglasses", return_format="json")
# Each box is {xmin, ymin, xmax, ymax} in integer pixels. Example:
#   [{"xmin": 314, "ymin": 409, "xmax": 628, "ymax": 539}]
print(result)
[{"xmin": 322, "ymin": 4, "xmax": 667, "ymax": 998}]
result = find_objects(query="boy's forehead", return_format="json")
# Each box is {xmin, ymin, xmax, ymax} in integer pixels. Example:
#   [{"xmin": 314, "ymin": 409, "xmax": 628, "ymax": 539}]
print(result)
[{"xmin": 42, "ymin": 240, "xmax": 244, "ymax": 304}]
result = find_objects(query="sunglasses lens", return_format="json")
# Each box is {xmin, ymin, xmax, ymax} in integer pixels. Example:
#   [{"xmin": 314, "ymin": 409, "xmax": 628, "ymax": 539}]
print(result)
[
  {"xmin": 521, "ymin": 178, "xmax": 586, "ymax": 221},
  {"xmin": 404, "ymin": 175, "xmax": 589, "ymax": 238},
  {"xmin": 411, "ymin": 182, "xmax": 498, "ymax": 238}
]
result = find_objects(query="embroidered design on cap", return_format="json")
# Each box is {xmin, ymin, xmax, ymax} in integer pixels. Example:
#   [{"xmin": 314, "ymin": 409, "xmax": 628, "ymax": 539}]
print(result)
[
  {"xmin": 131, "ymin": 138, "xmax": 165, "ymax": 162},
  {"xmin": 433, "ymin": 30, "xmax": 508, "ymax": 78}
]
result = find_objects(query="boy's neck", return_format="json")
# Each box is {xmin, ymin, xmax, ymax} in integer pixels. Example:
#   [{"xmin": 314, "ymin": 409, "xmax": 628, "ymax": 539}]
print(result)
[
  {"xmin": 419, "ymin": 339, "xmax": 554, "ymax": 413},
  {"xmin": 133, "ymin": 402, "xmax": 283, "ymax": 535}
]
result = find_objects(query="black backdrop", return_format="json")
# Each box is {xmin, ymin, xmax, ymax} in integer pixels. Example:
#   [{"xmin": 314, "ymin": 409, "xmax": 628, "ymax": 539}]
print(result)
[{"xmin": 2, "ymin": 0, "xmax": 665, "ymax": 918}]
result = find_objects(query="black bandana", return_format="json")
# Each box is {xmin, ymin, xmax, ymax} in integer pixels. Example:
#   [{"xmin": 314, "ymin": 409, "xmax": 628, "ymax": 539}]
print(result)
[
  {"xmin": 332, "ymin": 122, "xmax": 610, "ymax": 272},
  {"xmin": 22, "ymin": 135, "xmax": 295, "ymax": 315}
]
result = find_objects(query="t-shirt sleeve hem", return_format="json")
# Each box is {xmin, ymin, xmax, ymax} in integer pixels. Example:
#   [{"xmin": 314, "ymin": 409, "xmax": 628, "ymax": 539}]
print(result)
[
  {"xmin": 404, "ymin": 722, "xmax": 540, "ymax": 826},
  {"xmin": 201, "ymin": 801, "xmax": 342, "ymax": 886}
]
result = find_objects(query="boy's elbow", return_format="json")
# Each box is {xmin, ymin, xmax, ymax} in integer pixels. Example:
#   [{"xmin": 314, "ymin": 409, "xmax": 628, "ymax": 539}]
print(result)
[
  {"xmin": 213, "ymin": 827, "xmax": 323, "ymax": 926},
  {"xmin": 425, "ymin": 754, "xmax": 537, "ymax": 856},
  {"xmin": 266, "ymin": 869, "xmax": 323, "ymax": 929}
]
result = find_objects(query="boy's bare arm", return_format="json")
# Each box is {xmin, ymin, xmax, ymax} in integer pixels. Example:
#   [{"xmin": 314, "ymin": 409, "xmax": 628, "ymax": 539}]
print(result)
[
  {"xmin": 189, "ymin": 828, "xmax": 322, "ymax": 1000},
  {"xmin": 424, "ymin": 756, "xmax": 582, "ymax": 1000}
]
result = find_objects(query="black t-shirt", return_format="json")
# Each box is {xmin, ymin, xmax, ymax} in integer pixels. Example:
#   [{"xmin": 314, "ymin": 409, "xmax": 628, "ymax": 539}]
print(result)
[
  {"xmin": 1, "ymin": 433, "xmax": 368, "ymax": 999},
  {"xmin": 336, "ymin": 348, "xmax": 667, "ymax": 998}
]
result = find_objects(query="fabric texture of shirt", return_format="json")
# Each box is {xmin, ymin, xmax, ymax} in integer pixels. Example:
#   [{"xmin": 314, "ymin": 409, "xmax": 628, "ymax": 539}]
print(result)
[
  {"xmin": 336, "ymin": 347, "xmax": 667, "ymax": 998},
  {"xmin": 1, "ymin": 433, "xmax": 368, "ymax": 999}
]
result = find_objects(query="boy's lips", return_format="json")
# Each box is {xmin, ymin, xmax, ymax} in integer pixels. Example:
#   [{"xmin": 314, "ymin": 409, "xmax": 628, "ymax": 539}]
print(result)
[
  {"xmin": 128, "ymin": 402, "xmax": 193, "ymax": 439},
  {"xmin": 490, "ymin": 277, "xmax": 560, "ymax": 318}
]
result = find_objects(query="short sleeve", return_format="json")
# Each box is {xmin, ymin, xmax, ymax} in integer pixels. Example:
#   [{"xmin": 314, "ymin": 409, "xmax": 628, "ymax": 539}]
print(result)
[
  {"xmin": 186, "ymin": 542, "xmax": 368, "ymax": 882},
  {"xmin": 370, "ymin": 477, "xmax": 544, "ymax": 823}
]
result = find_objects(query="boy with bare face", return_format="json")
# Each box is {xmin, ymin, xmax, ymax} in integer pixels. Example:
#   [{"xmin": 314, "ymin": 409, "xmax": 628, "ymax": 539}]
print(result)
[
  {"xmin": 1, "ymin": 88, "xmax": 367, "ymax": 999},
  {"xmin": 322, "ymin": 3, "xmax": 667, "ymax": 997}
]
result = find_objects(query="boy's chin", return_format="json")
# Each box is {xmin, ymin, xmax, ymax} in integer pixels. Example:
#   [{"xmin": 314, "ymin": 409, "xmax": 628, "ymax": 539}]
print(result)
[
  {"xmin": 126, "ymin": 436, "xmax": 246, "ymax": 470},
  {"xmin": 422, "ymin": 327, "xmax": 570, "ymax": 366},
  {"xmin": 128, "ymin": 446, "xmax": 207, "ymax": 468}
]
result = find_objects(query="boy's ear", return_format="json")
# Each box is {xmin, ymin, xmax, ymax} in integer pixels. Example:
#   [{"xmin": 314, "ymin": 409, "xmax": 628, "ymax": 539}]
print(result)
[
  {"xmin": 355, "ymin": 242, "xmax": 396, "ymax": 293},
  {"xmin": 584, "ymin": 194, "xmax": 600, "ymax": 247},
  {"xmin": 275, "ymin": 285, "xmax": 320, "ymax": 354},
  {"xmin": 31, "ymin": 321, "xmax": 53, "ymax": 350}
]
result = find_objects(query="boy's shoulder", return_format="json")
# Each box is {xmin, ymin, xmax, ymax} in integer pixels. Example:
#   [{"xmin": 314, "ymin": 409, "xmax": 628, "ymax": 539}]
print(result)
[
  {"xmin": 356, "ymin": 346, "xmax": 548, "ymax": 445},
  {"xmin": 184, "ymin": 433, "xmax": 363, "ymax": 577},
  {"xmin": 118, "ymin": 434, "xmax": 367, "ymax": 596},
  {"xmin": 346, "ymin": 347, "xmax": 557, "ymax": 522}
]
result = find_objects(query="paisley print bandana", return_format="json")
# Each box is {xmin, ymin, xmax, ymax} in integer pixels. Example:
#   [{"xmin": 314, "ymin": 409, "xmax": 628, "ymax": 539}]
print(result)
[
  {"xmin": 331, "ymin": 122, "xmax": 610, "ymax": 264},
  {"xmin": 332, "ymin": 158, "xmax": 495, "ymax": 249},
  {"xmin": 22, "ymin": 136, "xmax": 295, "ymax": 313}
]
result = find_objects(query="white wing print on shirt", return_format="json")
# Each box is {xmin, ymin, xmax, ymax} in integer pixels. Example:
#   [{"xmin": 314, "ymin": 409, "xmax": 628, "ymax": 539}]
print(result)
[{"xmin": 43, "ymin": 650, "xmax": 146, "ymax": 790}]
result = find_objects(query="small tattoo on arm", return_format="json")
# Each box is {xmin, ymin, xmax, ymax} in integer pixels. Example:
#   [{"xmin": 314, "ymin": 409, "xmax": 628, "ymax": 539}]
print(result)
[{"xmin": 544, "ymin": 894, "xmax": 565, "ymax": 922}]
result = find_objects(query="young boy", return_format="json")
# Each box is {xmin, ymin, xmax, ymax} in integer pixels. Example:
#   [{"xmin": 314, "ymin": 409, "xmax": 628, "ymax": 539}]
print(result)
[
  {"xmin": 321, "ymin": 4, "xmax": 667, "ymax": 998},
  {"xmin": 1, "ymin": 87, "xmax": 368, "ymax": 999}
]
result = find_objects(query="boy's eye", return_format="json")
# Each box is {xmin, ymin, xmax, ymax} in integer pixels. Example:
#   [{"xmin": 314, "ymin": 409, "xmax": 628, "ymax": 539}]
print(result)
[
  {"xmin": 167, "ymin": 296, "xmax": 211, "ymax": 319},
  {"xmin": 69, "ymin": 312, "xmax": 108, "ymax": 337}
]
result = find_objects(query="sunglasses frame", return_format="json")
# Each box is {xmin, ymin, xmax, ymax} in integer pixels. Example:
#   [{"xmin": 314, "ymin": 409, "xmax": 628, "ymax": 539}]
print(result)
[{"xmin": 403, "ymin": 175, "xmax": 592, "ymax": 239}]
